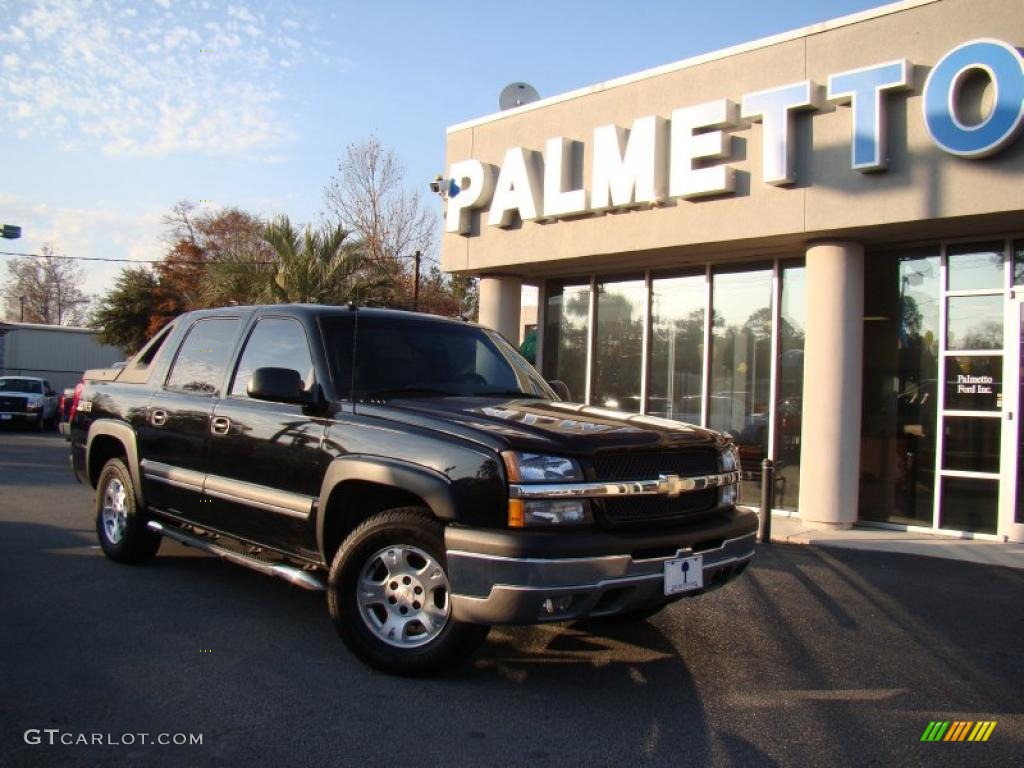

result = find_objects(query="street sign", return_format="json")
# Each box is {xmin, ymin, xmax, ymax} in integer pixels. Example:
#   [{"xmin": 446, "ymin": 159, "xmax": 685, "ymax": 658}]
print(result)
[{"xmin": 1, "ymin": 224, "xmax": 21, "ymax": 239}]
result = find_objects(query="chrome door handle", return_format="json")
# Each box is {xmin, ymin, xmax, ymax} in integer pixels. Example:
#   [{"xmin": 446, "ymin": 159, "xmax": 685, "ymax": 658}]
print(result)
[
  {"xmin": 210, "ymin": 416, "xmax": 231, "ymax": 436},
  {"xmin": 151, "ymin": 409, "xmax": 167, "ymax": 427}
]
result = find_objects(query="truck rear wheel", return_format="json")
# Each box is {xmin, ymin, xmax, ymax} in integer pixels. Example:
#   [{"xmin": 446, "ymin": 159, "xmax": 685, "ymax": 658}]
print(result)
[
  {"xmin": 95, "ymin": 458, "xmax": 161, "ymax": 564},
  {"xmin": 327, "ymin": 507, "xmax": 489, "ymax": 676}
]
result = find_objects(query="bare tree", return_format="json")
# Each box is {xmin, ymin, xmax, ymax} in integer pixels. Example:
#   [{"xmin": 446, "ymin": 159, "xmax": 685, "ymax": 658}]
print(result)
[
  {"xmin": 3, "ymin": 244, "xmax": 91, "ymax": 325},
  {"xmin": 323, "ymin": 137, "xmax": 435, "ymax": 268}
]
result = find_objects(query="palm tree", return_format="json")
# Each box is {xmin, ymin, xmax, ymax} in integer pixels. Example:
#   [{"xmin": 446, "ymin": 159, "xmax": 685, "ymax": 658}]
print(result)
[{"xmin": 206, "ymin": 216, "xmax": 389, "ymax": 306}]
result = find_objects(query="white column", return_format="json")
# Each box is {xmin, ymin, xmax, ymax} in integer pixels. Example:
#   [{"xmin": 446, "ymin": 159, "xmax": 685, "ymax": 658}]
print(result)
[
  {"xmin": 798, "ymin": 241, "xmax": 864, "ymax": 529},
  {"xmin": 478, "ymin": 275, "xmax": 522, "ymax": 342}
]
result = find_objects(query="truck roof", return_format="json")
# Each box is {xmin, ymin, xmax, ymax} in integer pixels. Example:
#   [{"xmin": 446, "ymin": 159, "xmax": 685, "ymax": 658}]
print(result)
[{"xmin": 183, "ymin": 304, "xmax": 475, "ymax": 328}]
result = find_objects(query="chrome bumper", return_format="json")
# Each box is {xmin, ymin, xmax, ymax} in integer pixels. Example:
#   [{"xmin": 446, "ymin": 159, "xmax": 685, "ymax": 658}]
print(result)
[{"xmin": 448, "ymin": 531, "xmax": 755, "ymax": 625}]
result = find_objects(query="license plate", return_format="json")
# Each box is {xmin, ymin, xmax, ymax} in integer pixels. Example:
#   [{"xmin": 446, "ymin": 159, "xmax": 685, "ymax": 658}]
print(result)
[
  {"xmin": 664, "ymin": 555, "xmax": 703, "ymax": 595},
  {"xmin": 0, "ymin": 414, "xmax": 11, "ymax": 421}
]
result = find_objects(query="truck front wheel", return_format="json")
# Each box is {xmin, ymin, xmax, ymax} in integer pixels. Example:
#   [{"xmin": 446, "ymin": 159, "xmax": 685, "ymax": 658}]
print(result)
[
  {"xmin": 327, "ymin": 507, "xmax": 489, "ymax": 676},
  {"xmin": 95, "ymin": 458, "xmax": 161, "ymax": 564}
]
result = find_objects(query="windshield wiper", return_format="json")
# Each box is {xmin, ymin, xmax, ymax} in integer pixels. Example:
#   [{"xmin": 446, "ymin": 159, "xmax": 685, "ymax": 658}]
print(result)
[{"xmin": 363, "ymin": 386, "xmax": 459, "ymax": 399}]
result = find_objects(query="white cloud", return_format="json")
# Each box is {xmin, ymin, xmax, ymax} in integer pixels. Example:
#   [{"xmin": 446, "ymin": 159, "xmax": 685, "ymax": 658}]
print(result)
[
  {"xmin": 0, "ymin": 194, "xmax": 165, "ymax": 297},
  {"xmin": 0, "ymin": 0, "xmax": 333, "ymax": 158}
]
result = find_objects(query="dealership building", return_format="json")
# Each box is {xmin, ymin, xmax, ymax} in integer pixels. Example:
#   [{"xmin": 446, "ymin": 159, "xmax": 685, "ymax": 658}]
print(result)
[{"xmin": 441, "ymin": 0, "xmax": 1024, "ymax": 542}]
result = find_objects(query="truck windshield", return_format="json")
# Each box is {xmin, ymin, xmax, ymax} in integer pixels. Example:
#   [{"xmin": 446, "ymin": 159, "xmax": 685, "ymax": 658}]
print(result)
[
  {"xmin": 325, "ymin": 315, "xmax": 555, "ymax": 401},
  {"xmin": 0, "ymin": 378, "xmax": 42, "ymax": 394}
]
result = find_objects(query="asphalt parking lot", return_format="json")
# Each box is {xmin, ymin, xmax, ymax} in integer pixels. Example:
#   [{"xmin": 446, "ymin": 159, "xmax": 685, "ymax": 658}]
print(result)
[{"xmin": 1, "ymin": 430, "xmax": 1021, "ymax": 767}]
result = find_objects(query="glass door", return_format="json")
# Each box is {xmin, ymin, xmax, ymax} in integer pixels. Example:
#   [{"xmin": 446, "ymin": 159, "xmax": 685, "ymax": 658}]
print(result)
[
  {"xmin": 1000, "ymin": 295, "xmax": 1023, "ymax": 543},
  {"xmin": 936, "ymin": 243, "xmax": 1005, "ymax": 534}
]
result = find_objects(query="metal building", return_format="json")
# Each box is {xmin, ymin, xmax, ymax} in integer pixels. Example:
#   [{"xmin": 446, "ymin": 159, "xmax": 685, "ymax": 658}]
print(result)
[{"xmin": 0, "ymin": 322, "xmax": 124, "ymax": 392}]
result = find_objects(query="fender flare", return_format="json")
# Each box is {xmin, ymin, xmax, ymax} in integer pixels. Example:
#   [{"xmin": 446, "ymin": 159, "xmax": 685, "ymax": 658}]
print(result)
[
  {"xmin": 316, "ymin": 456, "xmax": 457, "ymax": 561},
  {"xmin": 86, "ymin": 419, "xmax": 145, "ymax": 508}
]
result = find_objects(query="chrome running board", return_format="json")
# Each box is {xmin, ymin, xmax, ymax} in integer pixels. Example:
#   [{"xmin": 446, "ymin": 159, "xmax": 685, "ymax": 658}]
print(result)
[{"xmin": 147, "ymin": 520, "xmax": 325, "ymax": 592}]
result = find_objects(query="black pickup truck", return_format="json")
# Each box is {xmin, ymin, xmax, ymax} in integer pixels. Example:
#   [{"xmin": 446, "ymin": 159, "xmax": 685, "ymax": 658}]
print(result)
[{"xmin": 69, "ymin": 305, "xmax": 755, "ymax": 674}]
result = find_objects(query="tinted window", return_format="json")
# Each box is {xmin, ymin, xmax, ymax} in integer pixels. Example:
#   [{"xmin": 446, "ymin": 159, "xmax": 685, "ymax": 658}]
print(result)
[
  {"xmin": 166, "ymin": 318, "xmax": 240, "ymax": 395},
  {"xmin": 0, "ymin": 378, "xmax": 42, "ymax": 394},
  {"xmin": 319, "ymin": 316, "xmax": 355, "ymax": 400},
  {"xmin": 350, "ymin": 316, "xmax": 552, "ymax": 400},
  {"xmin": 231, "ymin": 318, "xmax": 315, "ymax": 397}
]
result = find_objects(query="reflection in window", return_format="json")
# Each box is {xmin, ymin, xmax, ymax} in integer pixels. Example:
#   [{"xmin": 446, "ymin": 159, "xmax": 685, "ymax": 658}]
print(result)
[
  {"xmin": 942, "ymin": 416, "xmax": 1001, "ymax": 473},
  {"xmin": 947, "ymin": 295, "xmax": 1003, "ymax": 350},
  {"xmin": 940, "ymin": 476, "xmax": 998, "ymax": 533},
  {"xmin": 231, "ymin": 318, "xmax": 314, "ymax": 397},
  {"xmin": 592, "ymin": 279, "xmax": 646, "ymax": 411},
  {"xmin": 860, "ymin": 249, "xmax": 939, "ymax": 526},
  {"xmin": 709, "ymin": 268, "xmax": 773, "ymax": 503},
  {"xmin": 776, "ymin": 264, "xmax": 806, "ymax": 511},
  {"xmin": 944, "ymin": 356, "xmax": 1001, "ymax": 411},
  {"xmin": 1015, "ymin": 240, "xmax": 1024, "ymax": 286},
  {"xmin": 542, "ymin": 282, "xmax": 591, "ymax": 403},
  {"xmin": 947, "ymin": 242, "xmax": 1004, "ymax": 291},
  {"xmin": 648, "ymin": 274, "xmax": 705, "ymax": 424},
  {"xmin": 166, "ymin": 318, "xmax": 240, "ymax": 395}
]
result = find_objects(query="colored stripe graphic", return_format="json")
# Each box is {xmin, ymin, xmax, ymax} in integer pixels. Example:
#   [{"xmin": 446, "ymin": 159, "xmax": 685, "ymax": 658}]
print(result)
[
  {"xmin": 945, "ymin": 721, "xmax": 972, "ymax": 741},
  {"xmin": 971, "ymin": 721, "xmax": 997, "ymax": 742},
  {"xmin": 922, "ymin": 720, "xmax": 996, "ymax": 742},
  {"xmin": 921, "ymin": 721, "xmax": 950, "ymax": 741}
]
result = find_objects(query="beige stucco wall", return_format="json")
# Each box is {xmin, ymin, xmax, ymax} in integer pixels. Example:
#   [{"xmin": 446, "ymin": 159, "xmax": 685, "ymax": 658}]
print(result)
[{"xmin": 442, "ymin": 0, "xmax": 1024, "ymax": 278}]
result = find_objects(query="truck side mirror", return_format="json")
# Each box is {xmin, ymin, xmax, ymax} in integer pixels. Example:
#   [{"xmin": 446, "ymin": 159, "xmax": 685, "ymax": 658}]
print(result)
[
  {"xmin": 547, "ymin": 379, "xmax": 571, "ymax": 401},
  {"xmin": 247, "ymin": 367, "xmax": 305, "ymax": 404}
]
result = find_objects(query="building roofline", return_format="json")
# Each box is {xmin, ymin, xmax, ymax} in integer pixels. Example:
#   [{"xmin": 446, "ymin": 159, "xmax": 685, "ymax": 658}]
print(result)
[
  {"xmin": 0, "ymin": 321, "xmax": 101, "ymax": 334},
  {"xmin": 446, "ymin": 0, "xmax": 939, "ymax": 135}
]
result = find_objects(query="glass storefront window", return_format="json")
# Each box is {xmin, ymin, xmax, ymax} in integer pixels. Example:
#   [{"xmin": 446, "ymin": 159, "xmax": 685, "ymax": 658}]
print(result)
[
  {"xmin": 940, "ymin": 476, "xmax": 998, "ymax": 534},
  {"xmin": 709, "ymin": 267, "xmax": 773, "ymax": 503},
  {"xmin": 947, "ymin": 242, "xmax": 1004, "ymax": 291},
  {"xmin": 1014, "ymin": 240, "xmax": 1024, "ymax": 286},
  {"xmin": 591, "ymin": 278, "xmax": 646, "ymax": 411},
  {"xmin": 648, "ymin": 274, "xmax": 705, "ymax": 424},
  {"xmin": 542, "ymin": 282, "xmax": 590, "ymax": 403},
  {"xmin": 776, "ymin": 264, "xmax": 806, "ymax": 511},
  {"xmin": 947, "ymin": 295, "xmax": 1003, "ymax": 350},
  {"xmin": 941, "ymin": 416, "xmax": 1001, "ymax": 473},
  {"xmin": 860, "ymin": 249, "xmax": 940, "ymax": 526},
  {"xmin": 944, "ymin": 355, "xmax": 1002, "ymax": 411}
]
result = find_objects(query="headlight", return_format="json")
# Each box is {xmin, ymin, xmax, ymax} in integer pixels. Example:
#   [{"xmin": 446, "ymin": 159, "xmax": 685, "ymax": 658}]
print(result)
[
  {"xmin": 502, "ymin": 451, "xmax": 591, "ymax": 527},
  {"xmin": 721, "ymin": 443, "xmax": 741, "ymax": 473},
  {"xmin": 720, "ymin": 443, "xmax": 741, "ymax": 506},
  {"xmin": 510, "ymin": 499, "xmax": 593, "ymax": 527},
  {"xmin": 502, "ymin": 451, "xmax": 583, "ymax": 483},
  {"xmin": 720, "ymin": 483, "xmax": 739, "ymax": 507}
]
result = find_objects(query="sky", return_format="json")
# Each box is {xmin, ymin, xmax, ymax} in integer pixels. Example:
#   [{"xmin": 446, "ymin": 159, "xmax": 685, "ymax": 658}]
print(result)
[{"xmin": 0, "ymin": 0, "xmax": 893, "ymax": 301}]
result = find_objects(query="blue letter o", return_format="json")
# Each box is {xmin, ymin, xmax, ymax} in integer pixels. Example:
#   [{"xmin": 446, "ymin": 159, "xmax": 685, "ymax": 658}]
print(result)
[{"xmin": 923, "ymin": 39, "xmax": 1024, "ymax": 158}]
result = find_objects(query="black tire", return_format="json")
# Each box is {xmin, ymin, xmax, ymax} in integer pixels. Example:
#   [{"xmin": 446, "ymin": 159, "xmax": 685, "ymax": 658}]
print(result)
[
  {"xmin": 327, "ymin": 507, "xmax": 489, "ymax": 676},
  {"xmin": 95, "ymin": 458, "xmax": 161, "ymax": 564},
  {"xmin": 34, "ymin": 413, "xmax": 45, "ymax": 432}
]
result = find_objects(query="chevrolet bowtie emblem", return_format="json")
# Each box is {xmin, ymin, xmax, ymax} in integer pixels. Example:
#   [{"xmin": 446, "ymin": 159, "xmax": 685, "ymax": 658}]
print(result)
[{"xmin": 658, "ymin": 474, "xmax": 685, "ymax": 498}]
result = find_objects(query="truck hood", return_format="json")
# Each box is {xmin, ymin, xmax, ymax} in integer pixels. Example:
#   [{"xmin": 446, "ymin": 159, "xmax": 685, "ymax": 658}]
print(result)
[{"xmin": 356, "ymin": 397, "xmax": 726, "ymax": 456}]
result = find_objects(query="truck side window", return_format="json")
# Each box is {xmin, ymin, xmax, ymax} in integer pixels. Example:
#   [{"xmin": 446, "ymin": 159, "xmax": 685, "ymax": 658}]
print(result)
[
  {"xmin": 165, "ymin": 317, "xmax": 241, "ymax": 395},
  {"xmin": 230, "ymin": 317, "xmax": 315, "ymax": 397}
]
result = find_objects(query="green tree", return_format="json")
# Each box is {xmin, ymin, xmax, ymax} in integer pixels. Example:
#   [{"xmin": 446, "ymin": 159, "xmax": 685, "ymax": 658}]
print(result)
[
  {"xmin": 254, "ymin": 215, "xmax": 382, "ymax": 305},
  {"xmin": 90, "ymin": 267, "xmax": 157, "ymax": 354}
]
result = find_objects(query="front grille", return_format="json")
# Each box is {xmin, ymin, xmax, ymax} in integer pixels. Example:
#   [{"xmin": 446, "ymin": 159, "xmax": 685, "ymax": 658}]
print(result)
[
  {"xmin": 592, "ymin": 448, "xmax": 718, "ymax": 481},
  {"xmin": 591, "ymin": 449, "xmax": 721, "ymax": 528},
  {"xmin": 0, "ymin": 395, "xmax": 27, "ymax": 411}
]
